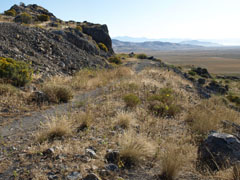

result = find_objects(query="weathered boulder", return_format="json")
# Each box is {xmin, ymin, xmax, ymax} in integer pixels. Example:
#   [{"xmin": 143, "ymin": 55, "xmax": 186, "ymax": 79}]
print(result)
[
  {"xmin": 198, "ymin": 132, "xmax": 240, "ymax": 171},
  {"xmin": 192, "ymin": 67, "xmax": 212, "ymax": 78},
  {"xmin": 206, "ymin": 81, "xmax": 228, "ymax": 94},
  {"xmin": 82, "ymin": 22, "xmax": 114, "ymax": 55}
]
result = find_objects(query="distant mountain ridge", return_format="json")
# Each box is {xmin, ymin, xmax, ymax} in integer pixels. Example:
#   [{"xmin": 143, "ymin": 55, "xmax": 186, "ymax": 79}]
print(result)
[
  {"xmin": 112, "ymin": 39, "xmax": 202, "ymax": 52},
  {"xmin": 180, "ymin": 40, "xmax": 222, "ymax": 47}
]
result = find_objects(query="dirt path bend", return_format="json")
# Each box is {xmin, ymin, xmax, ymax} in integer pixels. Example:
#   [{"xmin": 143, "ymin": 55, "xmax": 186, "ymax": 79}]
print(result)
[{"xmin": 0, "ymin": 59, "xmax": 163, "ymax": 138}]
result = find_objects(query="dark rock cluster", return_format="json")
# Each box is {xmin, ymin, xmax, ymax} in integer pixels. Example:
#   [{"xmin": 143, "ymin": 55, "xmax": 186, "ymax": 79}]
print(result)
[{"xmin": 0, "ymin": 4, "xmax": 114, "ymax": 76}]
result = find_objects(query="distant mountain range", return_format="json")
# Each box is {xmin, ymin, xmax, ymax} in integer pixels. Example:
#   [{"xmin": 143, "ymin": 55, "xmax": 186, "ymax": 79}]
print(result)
[
  {"xmin": 112, "ymin": 39, "xmax": 203, "ymax": 52},
  {"xmin": 179, "ymin": 40, "xmax": 222, "ymax": 47},
  {"xmin": 113, "ymin": 36, "xmax": 240, "ymax": 46}
]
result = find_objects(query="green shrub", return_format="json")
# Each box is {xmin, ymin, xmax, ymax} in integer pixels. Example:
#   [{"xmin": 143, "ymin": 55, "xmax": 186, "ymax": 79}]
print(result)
[
  {"xmin": 18, "ymin": 12, "xmax": 32, "ymax": 24},
  {"xmin": 76, "ymin": 25, "xmax": 83, "ymax": 32},
  {"xmin": 0, "ymin": 83, "xmax": 18, "ymax": 96},
  {"xmin": 37, "ymin": 14, "xmax": 50, "ymax": 22},
  {"xmin": 136, "ymin": 53, "xmax": 147, "ymax": 59},
  {"xmin": 188, "ymin": 70, "xmax": 196, "ymax": 76},
  {"xmin": 0, "ymin": 57, "xmax": 32, "ymax": 86},
  {"xmin": 227, "ymin": 94, "xmax": 240, "ymax": 105},
  {"xmin": 4, "ymin": 9, "xmax": 16, "ymax": 17},
  {"xmin": 98, "ymin": 43, "xmax": 108, "ymax": 52},
  {"xmin": 123, "ymin": 94, "xmax": 140, "ymax": 108},
  {"xmin": 42, "ymin": 84, "xmax": 73, "ymax": 104},
  {"xmin": 108, "ymin": 56, "xmax": 122, "ymax": 65},
  {"xmin": 148, "ymin": 88, "xmax": 181, "ymax": 117}
]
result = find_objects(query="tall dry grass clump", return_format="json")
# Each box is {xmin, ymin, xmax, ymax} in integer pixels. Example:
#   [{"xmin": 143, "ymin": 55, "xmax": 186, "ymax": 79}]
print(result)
[
  {"xmin": 119, "ymin": 131, "xmax": 156, "ymax": 168},
  {"xmin": 186, "ymin": 97, "xmax": 240, "ymax": 139},
  {"xmin": 71, "ymin": 67, "xmax": 133, "ymax": 91},
  {"xmin": 114, "ymin": 111, "xmax": 135, "ymax": 129},
  {"xmin": 159, "ymin": 144, "xmax": 184, "ymax": 180},
  {"xmin": 36, "ymin": 114, "xmax": 73, "ymax": 143}
]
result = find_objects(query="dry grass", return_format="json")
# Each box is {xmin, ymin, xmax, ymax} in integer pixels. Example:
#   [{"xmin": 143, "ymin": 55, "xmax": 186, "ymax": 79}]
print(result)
[
  {"xmin": 233, "ymin": 163, "xmax": 240, "ymax": 180},
  {"xmin": 186, "ymin": 97, "xmax": 240, "ymax": 139},
  {"xmin": 114, "ymin": 111, "xmax": 136, "ymax": 129},
  {"xmin": 36, "ymin": 114, "xmax": 73, "ymax": 143},
  {"xmin": 71, "ymin": 67, "xmax": 133, "ymax": 91},
  {"xmin": 74, "ymin": 111, "xmax": 93, "ymax": 131},
  {"xmin": 159, "ymin": 146, "xmax": 184, "ymax": 180},
  {"xmin": 119, "ymin": 131, "xmax": 156, "ymax": 167},
  {"xmin": 41, "ymin": 84, "xmax": 73, "ymax": 103}
]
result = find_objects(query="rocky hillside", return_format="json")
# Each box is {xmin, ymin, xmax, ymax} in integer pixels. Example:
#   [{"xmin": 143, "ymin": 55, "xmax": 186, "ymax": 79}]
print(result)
[{"xmin": 0, "ymin": 4, "xmax": 114, "ymax": 75}]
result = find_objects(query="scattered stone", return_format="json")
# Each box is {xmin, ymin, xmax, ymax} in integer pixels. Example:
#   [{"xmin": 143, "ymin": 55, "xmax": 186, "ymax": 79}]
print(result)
[
  {"xmin": 198, "ymin": 78, "xmax": 206, "ymax": 85},
  {"xmin": 42, "ymin": 148, "xmax": 54, "ymax": 156},
  {"xmin": 105, "ymin": 163, "xmax": 119, "ymax": 172},
  {"xmin": 85, "ymin": 148, "xmax": 97, "ymax": 158},
  {"xmin": 192, "ymin": 67, "xmax": 212, "ymax": 78},
  {"xmin": 66, "ymin": 172, "xmax": 82, "ymax": 180},
  {"xmin": 83, "ymin": 173, "xmax": 101, "ymax": 180},
  {"xmin": 198, "ymin": 132, "xmax": 240, "ymax": 171},
  {"xmin": 105, "ymin": 150, "xmax": 120, "ymax": 164},
  {"xmin": 47, "ymin": 172, "xmax": 58, "ymax": 180},
  {"xmin": 206, "ymin": 81, "xmax": 228, "ymax": 94}
]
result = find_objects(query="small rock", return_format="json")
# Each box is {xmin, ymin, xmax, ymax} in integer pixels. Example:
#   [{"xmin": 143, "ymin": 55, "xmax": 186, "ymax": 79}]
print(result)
[
  {"xmin": 85, "ymin": 148, "xmax": 97, "ymax": 158},
  {"xmin": 105, "ymin": 163, "xmax": 119, "ymax": 172},
  {"xmin": 66, "ymin": 172, "xmax": 82, "ymax": 180},
  {"xmin": 198, "ymin": 132, "xmax": 240, "ymax": 171},
  {"xmin": 105, "ymin": 150, "xmax": 120, "ymax": 164},
  {"xmin": 83, "ymin": 173, "xmax": 101, "ymax": 180},
  {"xmin": 43, "ymin": 148, "xmax": 54, "ymax": 156},
  {"xmin": 198, "ymin": 78, "xmax": 206, "ymax": 85},
  {"xmin": 47, "ymin": 172, "xmax": 58, "ymax": 180}
]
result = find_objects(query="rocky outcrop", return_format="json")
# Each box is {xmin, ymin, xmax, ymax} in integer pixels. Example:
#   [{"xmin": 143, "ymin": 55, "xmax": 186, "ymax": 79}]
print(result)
[
  {"xmin": 198, "ymin": 132, "xmax": 240, "ymax": 171},
  {"xmin": 0, "ymin": 4, "xmax": 114, "ymax": 75},
  {"xmin": 82, "ymin": 22, "xmax": 114, "ymax": 55}
]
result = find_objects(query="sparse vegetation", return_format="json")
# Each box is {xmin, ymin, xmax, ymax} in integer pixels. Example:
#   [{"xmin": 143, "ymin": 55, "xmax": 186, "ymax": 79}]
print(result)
[
  {"xmin": 119, "ymin": 131, "xmax": 156, "ymax": 168},
  {"xmin": 227, "ymin": 93, "xmax": 240, "ymax": 105},
  {"xmin": 98, "ymin": 42, "xmax": 108, "ymax": 52},
  {"xmin": 188, "ymin": 70, "xmax": 197, "ymax": 76},
  {"xmin": 0, "ymin": 57, "xmax": 32, "ymax": 86},
  {"xmin": 159, "ymin": 145, "xmax": 184, "ymax": 180},
  {"xmin": 148, "ymin": 88, "xmax": 181, "ymax": 117},
  {"xmin": 36, "ymin": 114, "xmax": 73, "ymax": 143},
  {"xmin": 123, "ymin": 93, "xmax": 140, "ymax": 108},
  {"xmin": 37, "ymin": 14, "xmax": 50, "ymax": 22},
  {"xmin": 114, "ymin": 111, "xmax": 135, "ymax": 129},
  {"xmin": 41, "ymin": 84, "xmax": 73, "ymax": 103},
  {"xmin": 108, "ymin": 56, "xmax": 122, "ymax": 65},
  {"xmin": 4, "ymin": 9, "xmax": 16, "ymax": 17},
  {"xmin": 136, "ymin": 53, "xmax": 147, "ymax": 59},
  {"xmin": 76, "ymin": 25, "xmax": 83, "ymax": 32},
  {"xmin": 17, "ymin": 12, "xmax": 32, "ymax": 24},
  {"xmin": 0, "ymin": 83, "xmax": 18, "ymax": 96}
]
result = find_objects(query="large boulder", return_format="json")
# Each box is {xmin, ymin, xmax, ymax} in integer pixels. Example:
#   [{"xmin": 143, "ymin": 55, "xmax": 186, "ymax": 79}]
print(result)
[
  {"xmin": 198, "ymin": 132, "xmax": 240, "ymax": 171},
  {"xmin": 206, "ymin": 81, "xmax": 228, "ymax": 95},
  {"xmin": 192, "ymin": 67, "xmax": 212, "ymax": 78},
  {"xmin": 82, "ymin": 22, "xmax": 114, "ymax": 55}
]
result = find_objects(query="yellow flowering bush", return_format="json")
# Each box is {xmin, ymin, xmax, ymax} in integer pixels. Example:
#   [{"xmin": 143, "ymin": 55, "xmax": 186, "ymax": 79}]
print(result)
[
  {"xmin": 98, "ymin": 43, "xmax": 108, "ymax": 52},
  {"xmin": 0, "ymin": 57, "xmax": 33, "ymax": 86},
  {"xmin": 148, "ymin": 88, "xmax": 181, "ymax": 117}
]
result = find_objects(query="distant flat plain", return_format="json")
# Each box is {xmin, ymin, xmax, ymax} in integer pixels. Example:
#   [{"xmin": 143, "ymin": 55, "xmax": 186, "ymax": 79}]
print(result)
[
  {"xmin": 147, "ymin": 47, "xmax": 240, "ymax": 75},
  {"xmin": 116, "ymin": 46, "xmax": 240, "ymax": 75}
]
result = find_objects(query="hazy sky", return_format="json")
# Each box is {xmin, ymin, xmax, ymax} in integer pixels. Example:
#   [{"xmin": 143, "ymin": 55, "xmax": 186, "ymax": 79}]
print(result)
[{"xmin": 1, "ymin": 0, "xmax": 240, "ymax": 39}]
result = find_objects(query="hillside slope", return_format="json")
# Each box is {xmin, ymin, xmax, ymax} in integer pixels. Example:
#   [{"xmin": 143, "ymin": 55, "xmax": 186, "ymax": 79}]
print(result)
[{"xmin": 0, "ymin": 4, "xmax": 114, "ymax": 75}]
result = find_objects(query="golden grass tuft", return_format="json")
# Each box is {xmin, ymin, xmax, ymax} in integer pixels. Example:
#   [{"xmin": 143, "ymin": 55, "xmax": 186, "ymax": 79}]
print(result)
[
  {"xmin": 114, "ymin": 111, "xmax": 135, "ymax": 129},
  {"xmin": 74, "ymin": 111, "xmax": 93, "ymax": 131},
  {"xmin": 159, "ymin": 145, "xmax": 184, "ymax": 180},
  {"xmin": 119, "ymin": 131, "xmax": 156, "ymax": 168},
  {"xmin": 186, "ymin": 97, "xmax": 240, "ymax": 139},
  {"xmin": 41, "ymin": 84, "xmax": 73, "ymax": 103},
  {"xmin": 36, "ymin": 114, "xmax": 73, "ymax": 143}
]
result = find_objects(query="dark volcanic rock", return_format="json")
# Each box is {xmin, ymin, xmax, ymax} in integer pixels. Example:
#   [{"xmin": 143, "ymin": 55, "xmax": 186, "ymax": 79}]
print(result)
[
  {"xmin": 0, "ymin": 23, "xmax": 110, "ymax": 75},
  {"xmin": 82, "ymin": 22, "xmax": 114, "ymax": 55},
  {"xmin": 206, "ymin": 81, "xmax": 228, "ymax": 95},
  {"xmin": 198, "ymin": 132, "xmax": 240, "ymax": 171},
  {"xmin": 192, "ymin": 67, "xmax": 212, "ymax": 78}
]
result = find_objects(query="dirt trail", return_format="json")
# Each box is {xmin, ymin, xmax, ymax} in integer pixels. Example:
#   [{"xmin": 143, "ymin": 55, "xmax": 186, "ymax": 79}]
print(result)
[{"xmin": 0, "ymin": 59, "xmax": 162, "ymax": 138}]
